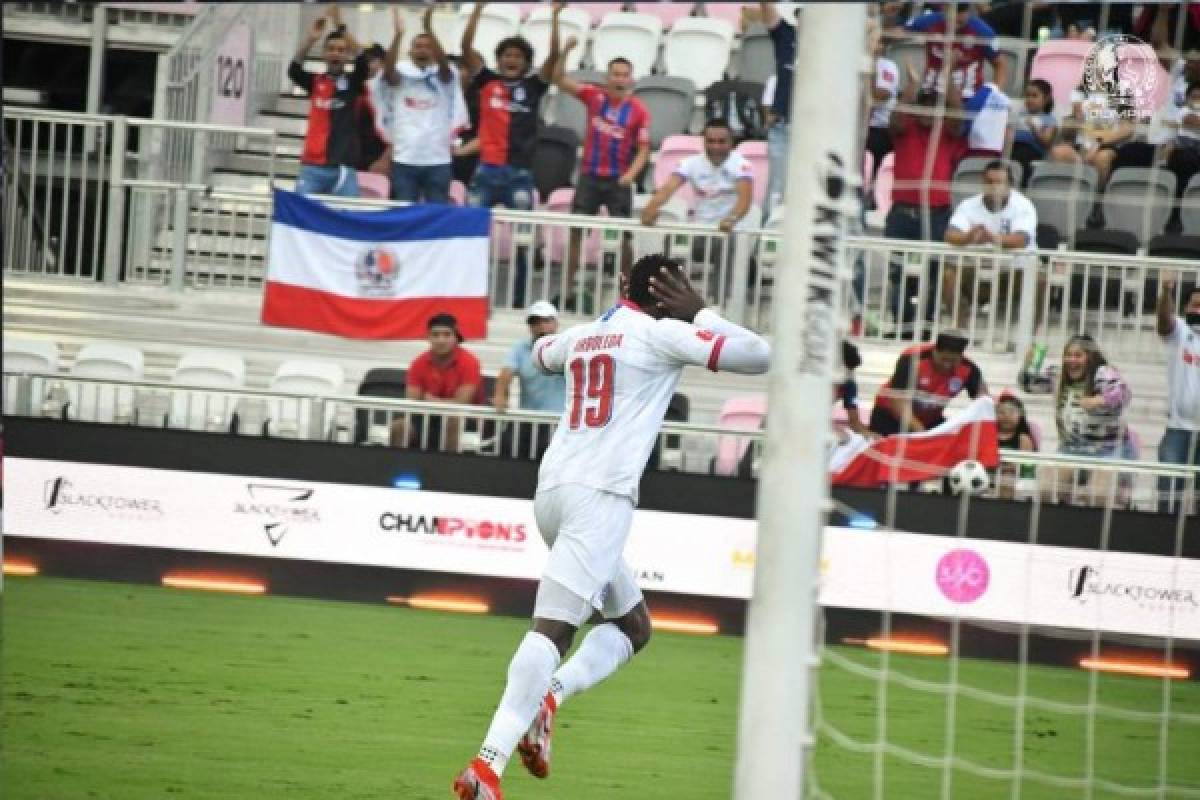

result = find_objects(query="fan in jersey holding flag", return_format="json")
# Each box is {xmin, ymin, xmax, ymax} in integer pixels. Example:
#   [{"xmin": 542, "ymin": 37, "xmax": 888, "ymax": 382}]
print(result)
[
  {"xmin": 452, "ymin": 257, "xmax": 769, "ymax": 799},
  {"xmin": 869, "ymin": 330, "xmax": 989, "ymax": 436}
]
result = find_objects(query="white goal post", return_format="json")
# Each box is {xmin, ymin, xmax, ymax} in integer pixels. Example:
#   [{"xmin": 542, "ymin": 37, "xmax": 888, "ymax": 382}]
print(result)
[{"xmin": 733, "ymin": 4, "xmax": 869, "ymax": 798}]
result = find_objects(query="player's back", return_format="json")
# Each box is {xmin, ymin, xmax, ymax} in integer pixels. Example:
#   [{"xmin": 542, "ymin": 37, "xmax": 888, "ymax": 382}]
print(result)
[{"xmin": 535, "ymin": 302, "xmax": 707, "ymax": 501}]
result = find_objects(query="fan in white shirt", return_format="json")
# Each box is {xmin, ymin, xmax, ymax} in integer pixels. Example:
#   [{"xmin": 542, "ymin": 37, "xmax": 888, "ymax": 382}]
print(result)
[
  {"xmin": 454, "ymin": 255, "xmax": 769, "ymax": 797},
  {"xmin": 943, "ymin": 160, "xmax": 1040, "ymax": 324},
  {"xmin": 640, "ymin": 118, "xmax": 755, "ymax": 233}
]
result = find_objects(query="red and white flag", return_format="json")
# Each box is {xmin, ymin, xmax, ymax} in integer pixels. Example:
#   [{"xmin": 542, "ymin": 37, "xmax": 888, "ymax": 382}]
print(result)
[
  {"xmin": 829, "ymin": 397, "xmax": 999, "ymax": 487},
  {"xmin": 262, "ymin": 188, "xmax": 489, "ymax": 339}
]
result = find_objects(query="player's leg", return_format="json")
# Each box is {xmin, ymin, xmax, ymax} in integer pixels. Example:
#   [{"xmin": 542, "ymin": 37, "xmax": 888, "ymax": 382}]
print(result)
[
  {"xmin": 454, "ymin": 584, "xmax": 588, "ymax": 798},
  {"xmin": 550, "ymin": 562, "xmax": 648, "ymax": 710}
]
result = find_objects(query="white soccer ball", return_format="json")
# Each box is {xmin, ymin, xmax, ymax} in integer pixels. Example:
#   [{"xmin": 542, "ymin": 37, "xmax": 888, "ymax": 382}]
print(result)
[{"xmin": 948, "ymin": 459, "xmax": 990, "ymax": 495}]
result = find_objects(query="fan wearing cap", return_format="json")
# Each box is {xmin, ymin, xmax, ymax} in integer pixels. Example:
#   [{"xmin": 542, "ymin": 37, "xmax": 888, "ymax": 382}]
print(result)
[
  {"xmin": 493, "ymin": 301, "xmax": 568, "ymax": 460},
  {"xmin": 869, "ymin": 330, "xmax": 988, "ymax": 436},
  {"xmin": 495, "ymin": 302, "xmax": 567, "ymax": 415},
  {"xmin": 389, "ymin": 313, "xmax": 484, "ymax": 450}
]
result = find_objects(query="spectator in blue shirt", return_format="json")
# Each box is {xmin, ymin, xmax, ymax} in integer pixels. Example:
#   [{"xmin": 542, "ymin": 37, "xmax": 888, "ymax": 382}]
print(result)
[
  {"xmin": 759, "ymin": 1, "xmax": 797, "ymax": 218},
  {"xmin": 494, "ymin": 301, "xmax": 566, "ymax": 459}
]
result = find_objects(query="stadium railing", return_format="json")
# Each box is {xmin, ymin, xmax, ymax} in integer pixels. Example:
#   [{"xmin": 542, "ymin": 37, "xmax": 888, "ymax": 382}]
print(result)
[
  {"xmin": 6, "ymin": 368, "xmax": 1197, "ymax": 513},
  {"xmin": 5, "ymin": 105, "xmax": 1198, "ymax": 362}
]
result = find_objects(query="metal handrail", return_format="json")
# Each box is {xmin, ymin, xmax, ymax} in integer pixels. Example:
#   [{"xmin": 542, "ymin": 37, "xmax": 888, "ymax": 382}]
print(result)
[{"xmin": 9, "ymin": 368, "xmax": 1200, "ymax": 480}]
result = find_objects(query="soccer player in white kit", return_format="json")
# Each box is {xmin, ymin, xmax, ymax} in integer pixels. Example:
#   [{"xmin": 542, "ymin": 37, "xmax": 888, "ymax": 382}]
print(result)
[{"xmin": 453, "ymin": 255, "xmax": 771, "ymax": 799}]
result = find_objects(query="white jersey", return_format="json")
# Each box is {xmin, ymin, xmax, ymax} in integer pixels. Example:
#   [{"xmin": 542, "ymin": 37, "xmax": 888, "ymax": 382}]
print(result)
[
  {"xmin": 948, "ymin": 190, "xmax": 1038, "ymax": 252},
  {"xmin": 1165, "ymin": 317, "xmax": 1200, "ymax": 431},
  {"xmin": 534, "ymin": 302, "xmax": 769, "ymax": 502}
]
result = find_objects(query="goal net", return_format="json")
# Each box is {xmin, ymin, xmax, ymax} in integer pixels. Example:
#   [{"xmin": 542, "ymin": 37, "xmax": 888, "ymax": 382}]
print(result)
[{"xmin": 736, "ymin": 3, "xmax": 1200, "ymax": 798}]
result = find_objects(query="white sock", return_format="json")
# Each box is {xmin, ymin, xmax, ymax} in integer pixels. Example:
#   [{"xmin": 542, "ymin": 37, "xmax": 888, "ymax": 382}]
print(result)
[
  {"xmin": 479, "ymin": 631, "xmax": 560, "ymax": 776},
  {"xmin": 550, "ymin": 623, "xmax": 633, "ymax": 709}
]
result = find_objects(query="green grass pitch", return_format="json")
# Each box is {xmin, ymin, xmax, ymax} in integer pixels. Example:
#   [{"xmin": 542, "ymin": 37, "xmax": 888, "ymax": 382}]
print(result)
[{"xmin": 3, "ymin": 577, "xmax": 1199, "ymax": 799}]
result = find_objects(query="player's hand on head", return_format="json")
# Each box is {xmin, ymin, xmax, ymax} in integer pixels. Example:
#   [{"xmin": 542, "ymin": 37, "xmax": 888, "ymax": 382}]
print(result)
[{"xmin": 648, "ymin": 264, "xmax": 706, "ymax": 322}]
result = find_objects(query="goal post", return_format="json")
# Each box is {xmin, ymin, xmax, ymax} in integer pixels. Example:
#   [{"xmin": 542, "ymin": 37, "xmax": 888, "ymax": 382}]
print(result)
[{"xmin": 733, "ymin": 4, "xmax": 869, "ymax": 799}]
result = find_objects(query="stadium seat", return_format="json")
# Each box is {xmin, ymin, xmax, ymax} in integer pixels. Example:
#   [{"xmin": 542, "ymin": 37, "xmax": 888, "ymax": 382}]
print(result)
[
  {"xmin": 712, "ymin": 394, "xmax": 767, "ymax": 476},
  {"xmin": 653, "ymin": 134, "xmax": 703, "ymax": 209},
  {"xmin": 633, "ymin": 75, "xmax": 697, "ymax": 150},
  {"xmin": 703, "ymin": 79, "xmax": 768, "ymax": 142},
  {"xmin": 72, "ymin": 342, "xmax": 144, "ymax": 381},
  {"xmin": 356, "ymin": 367, "xmax": 408, "ymax": 445},
  {"xmin": 573, "ymin": 2, "xmax": 628, "ymax": 26},
  {"xmin": 1026, "ymin": 161, "xmax": 1097, "ymax": 246},
  {"xmin": 428, "ymin": 7, "xmax": 464, "ymax": 57},
  {"xmin": 1100, "ymin": 168, "xmax": 1176, "ymax": 244},
  {"xmin": 540, "ymin": 188, "xmax": 604, "ymax": 268},
  {"xmin": 3, "ymin": 336, "xmax": 59, "ymax": 416},
  {"xmin": 631, "ymin": 2, "xmax": 697, "ymax": 30},
  {"xmin": 173, "ymin": 350, "xmax": 245, "ymax": 388},
  {"xmin": 271, "ymin": 359, "xmax": 345, "ymax": 396},
  {"xmin": 1184, "ymin": 174, "xmax": 1200, "ymax": 234},
  {"xmin": 522, "ymin": 6, "xmax": 591, "ymax": 73},
  {"xmin": 532, "ymin": 124, "xmax": 580, "ymax": 202},
  {"xmin": 951, "ymin": 157, "xmax": 1026, "ymax": 209},
  {"xmin": 357, "ymin": 172, "xmax": 390, "ymax": 200},
  {"xmin": 593, "ymin": 12, "xmax": 663, "ymax": 80},
  {"xmin": 267, "ymin": 359, "xmax": 346, "ymax": 439},
  {"xmin": 68, "ymin": 342, "xmax": 144, "ymax": 423},
  {"xmin": 457, "ymin": 4, "xmax": 522, "ymax": 69},
  {"xmin": 663, "ymin": 17, "xmax": 735, "ymax": 90},
  {"xmin": 735, "ymin": 139, "xmax": 769, "ymax": 207},
  {"xmin": 873, "ymin": 151, "xmax": 895, "ymax": 217},
  {"xmin": 5, "ymin": 336, "xmax": 58, "ymax": 374},
  {"xmin": 1147, "ymin": 234, "xmax": 1200, "ymax": 262},
  {"xmin": 1029, "ymin": 39, "xmax": 1093, "ymax": 115},
  {"xmin": 170, "ymin": 350, "xmax": 246, "ymax": 432},
  {"xmin": 543, "ymin": 71, "xmax": 605, "ymax": 141},
  {"xmin": 734, "ymin": 27, "xmax": 775, "ymax": 84}
]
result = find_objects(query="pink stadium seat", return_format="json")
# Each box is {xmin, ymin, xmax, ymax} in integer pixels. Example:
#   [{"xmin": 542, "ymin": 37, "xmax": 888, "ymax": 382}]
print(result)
[
  {"xmin": 873, "ymin": 152, "xmax": 895, "ymax": 217},
  {"xmin": 1029, "ymin": 40, "xmax": 1093, "ymax": 115},
  {"xmin": 654, "ymin": 134, "xmax": 703, "ymax": 210},
  {"xmin": 515, "ymin": 2, "xmax": 541, "ymax": 21},
  {"xmin": 449, "ymin": 180, "xmax": 467, "ymax": 207},
  {"xmin": 736, "ymin": 139, "xmax": 769, "ymax": 207},
  {"xmin": 575, "ymin": 3, "xmax": 628, "ymax": 26},
  {"xmin": 701, "ymin": 1, "xmax": 745, "ymax": 29},
  {"xmin": 713, "ymin": 395, "xmax": 768, "ymax": 476},
  {"xmin": 541, "ymin": 188, "xmax": 603, "ymax": 266},
  {"xmin": 357, "ymin": 172, "xmax": 390, "ymax": 200},
  {"xmin": 631, "ymin": 2, "xmax": 697, "ymax": 30}
]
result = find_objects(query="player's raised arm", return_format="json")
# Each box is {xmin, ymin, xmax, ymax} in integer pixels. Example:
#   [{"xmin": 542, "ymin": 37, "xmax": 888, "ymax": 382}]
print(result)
[{"xmin": 648, "ymin": 265, "xmax": 770, "ymax": 374}]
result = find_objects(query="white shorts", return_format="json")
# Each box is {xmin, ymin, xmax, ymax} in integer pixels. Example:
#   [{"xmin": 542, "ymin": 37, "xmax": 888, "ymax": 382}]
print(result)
[{"xmin": 532, "ymin": 484, "xmax": 643, "ymax": 626}]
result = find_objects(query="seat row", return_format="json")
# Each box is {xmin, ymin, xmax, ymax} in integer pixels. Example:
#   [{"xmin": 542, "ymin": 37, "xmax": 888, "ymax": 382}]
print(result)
[
  {"xmin": 872, "ymin": 157, "xmax": 1200, "ymax": 258},
  {"xmin": 349, "ymin": 3, "xmax": 790, "ymax": 90}
]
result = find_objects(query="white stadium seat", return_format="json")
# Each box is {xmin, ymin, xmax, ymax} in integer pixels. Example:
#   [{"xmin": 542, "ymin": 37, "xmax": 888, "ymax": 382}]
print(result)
[
  {"xmin": 71, "ymin": 342, "xmax": 144, "ymax": 381},
  {"xmin": 663, "ymin": 16, "xmax": 734, "ymax": 90},
  {"xmin": 169, "ymin": 350, "xmax": 247, "ymax": 432},
  {"xmin": 266, "ymin": 360, "xmax": 346, "ymax": 439},
  {"xmin": 173, "ymin": 350, "xmax": 246, "ymax": 388},
  {"xmin": 3, "ymin": 336, "xmax": 59, "ymax": 415},
  {"xmin": 592, "ymin": 12, "xmax": 663, "ymax": 80},
  {"xmin": 68, "ymin": 342, "xmax": 144, "ymax": 423},
  {"xmin": 522, "ymin": 6, "xmax": 591, "ymax": 74},
  {"xmin": 459, "ymin": 3, "xmax": 523, "ymax": 69},
  {"xmin": 5, "ymin": 336, "xmax": 59, "ymax": 374}
]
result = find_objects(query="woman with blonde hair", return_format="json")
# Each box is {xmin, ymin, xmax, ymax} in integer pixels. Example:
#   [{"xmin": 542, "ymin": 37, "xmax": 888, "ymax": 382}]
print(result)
[{"xmin": 1050, "ymin": 334, "xmax": 1137, "ymax": 504}]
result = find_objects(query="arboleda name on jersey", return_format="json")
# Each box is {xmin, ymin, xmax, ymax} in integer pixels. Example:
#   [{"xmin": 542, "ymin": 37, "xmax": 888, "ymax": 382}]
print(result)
[{"xmin": 573, "ymin": 334, "xmax": 625, "ymax": 353}]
